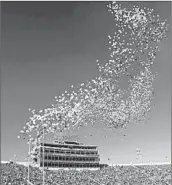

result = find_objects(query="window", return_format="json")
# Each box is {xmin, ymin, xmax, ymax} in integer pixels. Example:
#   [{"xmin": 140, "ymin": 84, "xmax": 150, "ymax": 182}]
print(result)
[{"xmin": 48, "ymin": 156, "xmax": 51, "ymax": 160}]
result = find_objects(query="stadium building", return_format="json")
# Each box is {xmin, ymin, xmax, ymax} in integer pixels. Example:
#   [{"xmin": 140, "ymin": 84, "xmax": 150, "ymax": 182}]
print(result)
[{"xmin": 33, "ymin": 140, "xmax": 100, "ymax": 170}]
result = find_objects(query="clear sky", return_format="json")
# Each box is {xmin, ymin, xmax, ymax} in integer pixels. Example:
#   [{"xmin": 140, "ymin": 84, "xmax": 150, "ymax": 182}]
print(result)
[{"xmin": 1, "ymin": 1, "xmax": 171, "ymax": 165}]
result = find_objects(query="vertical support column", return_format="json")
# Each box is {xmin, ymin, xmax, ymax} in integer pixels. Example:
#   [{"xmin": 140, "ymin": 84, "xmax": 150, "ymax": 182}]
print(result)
[
  {"xmin": 58, "ymin": 151, "xmax": 59, "ymax": 169},
  {"xmin": 39, "ymin": 143, "xmax": 41, "ymax": 168},
  {"xmin": 43, "ymin": 126, "xmax": 45, "ymax": 185},
  {"xmin": 28, "ymin": 139, "xmax": 31, "ymax": 184},
  {"xmin": 53, "ymin": 148, "xmax": 55, "ymax": 168},
  {"xmin": 50, "ymin": 151, "xmax": 52, "ymax": 168},
  {"xmin": 69, "ymin": 149, "xmax": 71, "ymax": 170}
]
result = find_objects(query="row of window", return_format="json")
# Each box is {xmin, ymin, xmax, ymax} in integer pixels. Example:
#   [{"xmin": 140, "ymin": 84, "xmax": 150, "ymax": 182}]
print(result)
[
  {"xmin": 40, "ymin": 148, "xmax": 97, "ymax": 155},
  {"xmin": 41, "ymin": 143, "xmax": 96, "ymax": 150},
  {"xmin": 41, "ymin": 155, "xmax": 99, "ymax": 162},
  {"xmin": 40, "ymin": 162, "xmax": 99, "ymax": 168}
]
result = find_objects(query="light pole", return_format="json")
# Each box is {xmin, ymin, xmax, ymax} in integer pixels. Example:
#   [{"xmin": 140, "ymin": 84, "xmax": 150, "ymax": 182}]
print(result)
[
  {"xmin": 108, "ymin": 158, "xmax": 111, "ymax": 166},
  {"xmin": 149, "ymin": 160, "xmax": 152, "ymax": 165},
  {"xmin": 28, "ymin": 139, "xmax": 31, "ymax": 184},
  {"xmin": 165, "ymin": 156, "xmax": 170, "ymax": 164},
  {"xmin": 13, "ymin": 154, "xmax": 17, "ymax": 163},
  {"xmin": 136, "ymin": 148, "xmax": 142, "ymax": 164},
  {"xmin": 43, "ymin": 126, "xmax": 45, "ymax": 185}
]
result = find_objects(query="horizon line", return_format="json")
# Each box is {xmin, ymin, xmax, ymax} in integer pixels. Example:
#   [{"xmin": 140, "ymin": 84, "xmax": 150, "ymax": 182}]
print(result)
[{"xmin": 1, "ymin": 160, "xmax": 171, "ymax": 167}]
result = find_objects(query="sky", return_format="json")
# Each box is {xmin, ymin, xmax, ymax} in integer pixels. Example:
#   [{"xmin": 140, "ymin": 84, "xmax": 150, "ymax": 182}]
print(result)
[{"xmin": 1, "ymin": 1, "xmax": 171, "ymax": 165}]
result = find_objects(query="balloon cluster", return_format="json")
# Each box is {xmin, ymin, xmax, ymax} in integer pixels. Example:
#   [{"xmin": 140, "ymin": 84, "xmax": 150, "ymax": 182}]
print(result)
[{"xmin": 18, "ymin": 2, "xmax": 168, "ymax": 152}]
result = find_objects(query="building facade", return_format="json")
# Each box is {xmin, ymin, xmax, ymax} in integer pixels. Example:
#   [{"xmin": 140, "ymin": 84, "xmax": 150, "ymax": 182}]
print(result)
[{"xmin": 33, "ymin": 140, "xmax": 100, "ymax": 170}]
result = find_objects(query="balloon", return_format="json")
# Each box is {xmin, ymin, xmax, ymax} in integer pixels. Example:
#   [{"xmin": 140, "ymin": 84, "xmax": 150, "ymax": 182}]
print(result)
[{"xmin": 19, "ymin": 2, "xmax": 168, "ymax": 164}]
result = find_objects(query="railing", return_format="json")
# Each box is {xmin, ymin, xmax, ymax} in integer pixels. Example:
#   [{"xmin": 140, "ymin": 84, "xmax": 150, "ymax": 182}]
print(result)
[
  {"xmin": 40, "ymin": 152, "xmax": 99, "ymax": 158},
  {"xmin": 39, "ymin": 145, "xmax": 98, "ymax": 152},
  {"xmin": 41, "ymin": 156, "xmax": 100, "ymax": 162},
  {"xmin": 40, "ymin": 143, "xmax": 97, "ymax": 149},
  {"xmin": 40, "ymin": 149, "xmax": 98, "ymax": 155},
  {"xmin": 40, "ymin": 159, "xmax": 100, "ymax": 164}
]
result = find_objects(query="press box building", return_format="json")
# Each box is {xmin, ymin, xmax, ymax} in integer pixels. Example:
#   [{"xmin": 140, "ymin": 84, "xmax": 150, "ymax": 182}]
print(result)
[{"xmin": 33, "ymin": 140, "xmax": 100, "ymax": 170}]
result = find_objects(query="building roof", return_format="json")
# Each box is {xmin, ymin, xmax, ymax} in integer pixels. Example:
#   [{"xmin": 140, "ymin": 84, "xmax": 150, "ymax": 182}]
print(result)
[
  {"xmin": 40, "ymin": 140, "xmax": 97, "ymax": 147},
  {"xmin": 54, "ymin": 140, "xmax": 81, "ymax": 145}
]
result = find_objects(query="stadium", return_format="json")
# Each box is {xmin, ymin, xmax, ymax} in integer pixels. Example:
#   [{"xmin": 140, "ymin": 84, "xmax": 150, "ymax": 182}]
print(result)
[
  {"xmin": 1, "ymin": 139, "xmax": 171, "ymax": 184},
  {"xmin": 1, "ymin": 1, "xmax": 171, "ymax": 185},
  {"xmin": 1, "ymin": 160, "xmax": 171, "ymax": 185}
]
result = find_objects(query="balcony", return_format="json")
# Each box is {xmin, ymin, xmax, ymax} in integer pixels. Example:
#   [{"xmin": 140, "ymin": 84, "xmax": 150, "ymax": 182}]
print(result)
[
  {"xmin": 40, "ymin": 159, "xmax": 100, "ymax": 164},
  {"xmin": 39, "ymin": 145, "xmax": 97, "ymax": 152},
  {"xmin": 40, "ymin": 152, "xmax": 99, "ymax": 158},
  {"xmin": 40, "ymin": 147, "xmax": 98, "ymax": 153},
  {"xmin": 40, "ymin": 143, "xmax": 97, "ymax": 150}
]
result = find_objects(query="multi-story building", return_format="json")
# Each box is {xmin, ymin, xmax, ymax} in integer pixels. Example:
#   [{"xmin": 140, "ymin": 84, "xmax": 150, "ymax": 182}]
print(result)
[{"xmin": 33, "ymin": 140, "xmax": 100, "ymax": 170}]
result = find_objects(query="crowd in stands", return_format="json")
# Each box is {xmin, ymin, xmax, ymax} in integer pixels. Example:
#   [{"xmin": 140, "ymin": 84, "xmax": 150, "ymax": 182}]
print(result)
[{"xmin": 1, "ymin": 162, "xmax": 171, "ymax": 185}]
